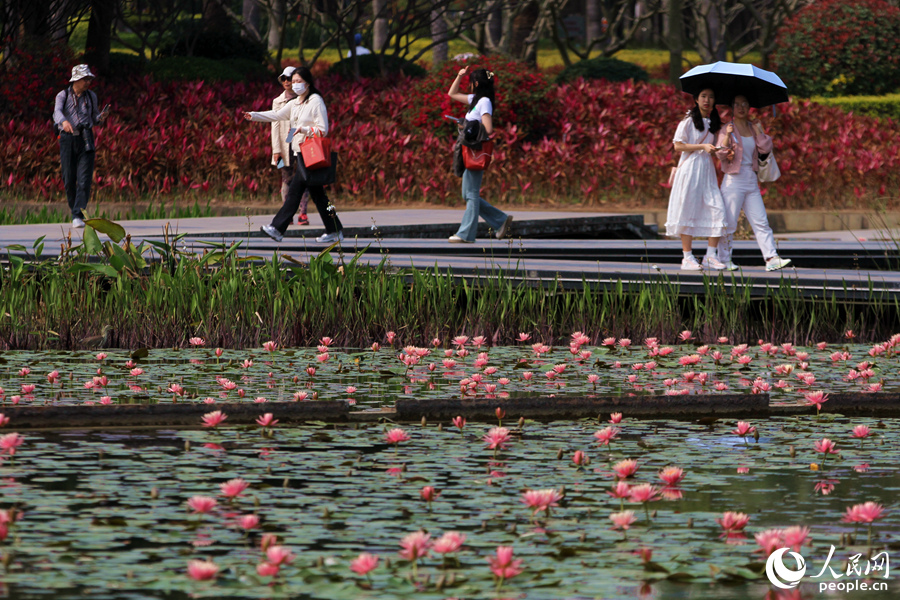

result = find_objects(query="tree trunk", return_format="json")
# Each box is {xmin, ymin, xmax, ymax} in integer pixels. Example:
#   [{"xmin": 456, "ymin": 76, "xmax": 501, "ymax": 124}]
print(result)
[
  {"xmin": 430, "ymin": 5, "xmax": 448, "ymax": 67},
  {"xmin": 268, "ymin": 0, "xmax": 285, "ymax": 51},
  {"xmin": 488, "ymin": 4, "xmax": 502, "ymax": 47},
  {"xmin": 202, "ymin": 0, "xmax": 231, "ymax": 33},
  {"xmin": 83, "ymin": 0, "xmax": 114, "ymax": 73},
  {"xmin": 510, "ymin": 1, "xmax": 539, "ymax": 64},
  {"xmin": 373, "ymin": 0, "xmax": 388, "ymax": 51},
  {"xmin": 242, "ymin": 0, "xmax": 261, "ymax": 42},
  {"xmin": 667, "ymin": 0, "xmax": 684, "ymax": 87},
  {"xmin": 585, "ymin": 0, "xmax": 600, "ymax": 47}
]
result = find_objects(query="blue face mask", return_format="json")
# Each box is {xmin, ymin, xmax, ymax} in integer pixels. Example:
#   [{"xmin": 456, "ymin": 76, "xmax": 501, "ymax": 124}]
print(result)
[{"xmin": 292, "ymin": 82, "xmax": 307, "ymax": 95}]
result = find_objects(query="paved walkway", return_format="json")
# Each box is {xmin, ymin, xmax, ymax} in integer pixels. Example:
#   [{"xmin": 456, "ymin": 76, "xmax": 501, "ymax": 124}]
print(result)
[{"xmin": 3, "ymin": 210, "xmax": 899, "ymax": 299}]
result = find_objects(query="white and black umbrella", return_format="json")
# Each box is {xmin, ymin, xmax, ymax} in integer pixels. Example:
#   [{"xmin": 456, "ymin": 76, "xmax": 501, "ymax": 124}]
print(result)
[{"xmin": 680, "ymin": 61, "xmax": 789, "ymax": 108}]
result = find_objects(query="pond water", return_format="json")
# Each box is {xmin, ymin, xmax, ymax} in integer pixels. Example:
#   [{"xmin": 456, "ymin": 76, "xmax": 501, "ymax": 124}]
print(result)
[
  {"xmin": 1, "ymin": 339, "xmax": 897, "ymax": 409},
  {"xmin": 0, "ymin": 415, "xmax": 897, "ymax": 599}
]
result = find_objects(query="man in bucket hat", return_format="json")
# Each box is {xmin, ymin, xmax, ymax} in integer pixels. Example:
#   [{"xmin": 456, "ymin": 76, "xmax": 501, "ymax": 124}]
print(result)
[{"xmin": 52, "ymin": 64, "xmax": 109, "ymax": 228}]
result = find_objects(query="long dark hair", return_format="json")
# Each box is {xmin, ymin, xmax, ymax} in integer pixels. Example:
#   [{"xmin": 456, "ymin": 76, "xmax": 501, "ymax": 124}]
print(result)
[
  {"xmin": 689, "ymin": 97, "xmax": 721, "ymax": 134},
  {"xmin": 294, "ymin": 66, "xmax": 324, "ymax": 104},
  {"xmin": 468, "ymin": 69, "xmax": 496, "ymax": 112}
]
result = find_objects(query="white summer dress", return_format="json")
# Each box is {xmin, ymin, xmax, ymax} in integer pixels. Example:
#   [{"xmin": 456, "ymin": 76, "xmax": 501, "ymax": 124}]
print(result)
[{"xmin": 665, "ymin": 116, "xmax": 727, "ymax": 238}]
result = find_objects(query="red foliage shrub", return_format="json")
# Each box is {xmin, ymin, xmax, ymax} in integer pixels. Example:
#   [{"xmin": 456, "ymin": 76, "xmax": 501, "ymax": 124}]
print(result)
[
  {"xmin": 773, "ymin": 0, "xmax": 900, "ymax": 97},
  {"xmin": 406, "ymin": 57, "xmax": 552, "ymax": 139},
  {"xmin": 0, "ymin": 43, "xmax": 77, "ymax": 118},
  {"xmin": 0, "ymin": 62, "xmax": 897, "ymax": 209}
]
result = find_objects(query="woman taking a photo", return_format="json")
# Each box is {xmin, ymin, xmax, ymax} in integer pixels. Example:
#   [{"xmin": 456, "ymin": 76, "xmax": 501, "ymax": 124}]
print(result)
[
  {"xmin": 666, "ymin": 88, "xmax": 727, "ymax": 270},
  {"xmin": 446, "ymin": 66, "xmax": 513, "ymax": 243},
  {"xmin": 716, "ymin": 94, "xmax": 791, "ymax": 271},
  {"xmin": 244, "ymin": 67, "xmax": 343, "ymax": 243}
]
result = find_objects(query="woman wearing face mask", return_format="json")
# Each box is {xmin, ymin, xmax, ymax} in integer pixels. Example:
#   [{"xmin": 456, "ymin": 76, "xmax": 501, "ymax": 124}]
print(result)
[
  {"xmin": 270, "ymin": 66, "xmax": 310, "ymax": 226},
  {"xmin": 715, "ymin": 94, "xmax": 791, "ymax": 271},
  {"xmin": 666, "ymin": 88, "xmax": 727, "ymax": 270},
  {"xmin": 446, "ymin": 66, "xmax": 513, "ymax": 243},
  {"xmin": 244, "ymin": 67, "xmax": 343, "ymax": 243}
]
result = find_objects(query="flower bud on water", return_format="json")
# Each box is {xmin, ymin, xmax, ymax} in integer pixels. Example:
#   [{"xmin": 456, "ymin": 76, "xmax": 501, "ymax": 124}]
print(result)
[
  {"xmin": 150, "ymin": 487, "xmax": 158, "ymax": 499},
  {"xmin": 184, "ymin": 440, "xmax": 191, "ymax": 452},
  {"xmin": 421, "ymin": 416, "xmax": 427, "ymax": 427}
]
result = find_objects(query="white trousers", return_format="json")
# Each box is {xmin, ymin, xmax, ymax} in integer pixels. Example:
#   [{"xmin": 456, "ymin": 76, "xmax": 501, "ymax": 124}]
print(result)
[{"xmin": 719, "ymin": 170, "xmax": 778, "ymax": 262}]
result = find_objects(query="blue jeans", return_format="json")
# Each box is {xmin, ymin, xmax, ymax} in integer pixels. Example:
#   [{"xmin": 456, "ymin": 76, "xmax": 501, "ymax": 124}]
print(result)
[
  {"xmin": 59, "ymin": 132, "xmax": 95, "ymax": 219},
  {"xmin": 455, "ymin": 169, "xmax": 507, "ymax": 242}
]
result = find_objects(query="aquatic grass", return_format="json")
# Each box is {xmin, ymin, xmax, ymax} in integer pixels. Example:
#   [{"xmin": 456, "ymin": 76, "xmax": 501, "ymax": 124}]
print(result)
[{"xmin": 1, "ymin": 234, "xmax": 899, "ymax": 350}]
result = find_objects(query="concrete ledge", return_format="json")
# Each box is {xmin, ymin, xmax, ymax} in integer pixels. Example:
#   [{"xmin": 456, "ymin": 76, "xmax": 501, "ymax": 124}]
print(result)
[
  {"xmin": 395, "ymin": 394, "xmax": 770, "ymax": 421},
  {"xmin": 0, "ymin": 401, "xmax": 350, "ymax": 429},
  {"xmin": 2, "ymin": 394, "xmax": 898, "ymax": 429}
]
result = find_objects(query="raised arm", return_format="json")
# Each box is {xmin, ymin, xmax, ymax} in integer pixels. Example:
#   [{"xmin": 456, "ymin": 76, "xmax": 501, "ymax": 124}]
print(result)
[{"xmin": 447, "ymin": 67, "xmax": 470, "ymax": 105}]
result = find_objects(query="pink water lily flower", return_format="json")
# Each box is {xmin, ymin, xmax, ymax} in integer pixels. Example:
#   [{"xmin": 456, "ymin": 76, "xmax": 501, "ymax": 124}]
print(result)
[
  {"xmin": 220, "ymin": 478, "xmax": 249, "ymax": 499},
  {"xmin": 201, "ymin": 411, "xmax": 227, "ymax": 428},
  {"xmin": 814, "ymin": 438, "xmax": 838, "ymax": 455},
  {"xmin": 256, "ymin": 562, "xmax": 279, "ymax": 577},
  {"xmin": 266, "ymin": 545, "xmax": 295, "ymax": 565},
  {"xmin": 732, "ymin": 421, "xmax": 756, "ymax": 437},
  {"xmin": 572, "ymin": 450, "xmax": 587, "ymax": 466},
  {"xmin": 0, "ymin": 432, "xmax": 23, "ymax": 454},
  {"xmin": 398, "ymin": 530, "xmax": 431, "ymax": 561},
  {"xmin": 262, "ymin": 341, "xmax": 277, "ymax": 352},
  {"xmin": 0, "ymin": 414, "xmax": 8, "ymax": 427},
  {"xmin": 46, "ymin": 370, "xmax": 59, "ymax": 384},
  {"xmin": 432, "ymin": 531, "xmax": 466, "ymax": 554},
  {"xmin": 95, "ymin": 353, "xmax": 107, "ymax": 361},
  {"xmin": 521, "ymin": 488, "xmax": 563, "ymax": 515},
  {"xmin": 659, "ymin": 466, "xmax": 685, "ymax": 486},
  {"xmin": 189, "ymin": 337, "xmax": 205, "ymax": 346},
  {"xmin": 420, "ymin": 486, "xmax": 439, "ymax": 502},
  {"xmin": 187, "ymin": 559, "xmax": 219, "ymax": 580},
  {"xmin": 488, "ymin": 545, "xmax": 524, "ymax": 580},
  {"xmin": 716, "ymin": 511, "xmax": 750, "ymax": 532},
  {"xmin": 612, "ymin": 459, "xmax": 638, "ymax": 479},
  {"xmin": 842, "ymin": 501, "xmax": 885, "ymax": 524},
  {"xmin": 609, "ymin": 510, "xmax": 637, "ymax": 531},
  {"xmin": 255, "ymin": 413, "xmax": 278, "ymax": 427},
  {"xmin": 609, "ymin": 412, "xmax": 623, "ymax": 423},
  {"xmin": 594, "ymin": 426, "xmax": 620, "ymax": 446},
  {"xmin": 187, "ymin": 495, "xmax": 217, "ymax": 514},
  {"xmin": 238, "ymin": 514, "xmax": 259, "ymax": 530},
  {"xmin": 452, "ymin": 416, "xmax": 466, "ymax": 430},
  {"xmin": 804, "ymin": 391, "xmax": 829, "ymax": 411},
  {"xmin": 350, "ymin": 552, "xmax": 379, "ymax": 575},
  {"xmin": 628, "ymin": 483, "xmax": 658, "ymax": 504},
  {"xmin": 483, "ymin": 426, "xmax": 511, "ymax": 450},
  {"xmin": 851, "ymin": 425, "xmax": 871, "ymax": 439},
  {"xmin": 517, "ymin": 332, "xmax": 531, "ymax": 342},
  {"xmin": 384, "ymin": 428, "xmax": 410, "ymax": 444}
]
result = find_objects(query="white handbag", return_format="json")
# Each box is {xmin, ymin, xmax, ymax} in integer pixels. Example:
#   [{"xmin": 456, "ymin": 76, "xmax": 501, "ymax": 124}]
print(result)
[{"xmin": 758, "ymin": 153, "xmax": 781, "ymax": 182}]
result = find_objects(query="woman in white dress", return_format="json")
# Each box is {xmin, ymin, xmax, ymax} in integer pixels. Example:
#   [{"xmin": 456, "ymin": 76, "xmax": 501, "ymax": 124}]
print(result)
[
  {"xmin": 715, "ymin": 94, "xmax": 791, "ymax": 271},
  {"xmin": 666, "ymin": 88, "xmax": 727, "ymax": 270}
]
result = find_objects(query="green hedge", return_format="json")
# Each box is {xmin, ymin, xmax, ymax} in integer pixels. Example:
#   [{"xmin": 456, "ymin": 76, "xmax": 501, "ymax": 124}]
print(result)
[
  {"xmin": 329, "ymin": 54, "xmax": 427, "ymax": 79},
  {"xmin": 147, "ymin": 57, "xmax": 270, "ymax": 82},
  {"xmin": 813, "ymin": 94, "xmax": 900, "ymax": 120},
  {"xmin": 555, "ymin": 57, "xmax": 648, "ymax": 84}
]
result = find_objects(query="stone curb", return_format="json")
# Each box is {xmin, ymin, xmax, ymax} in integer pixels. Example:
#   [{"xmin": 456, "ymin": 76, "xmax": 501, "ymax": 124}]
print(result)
[{"xmin": 1, "ymin": 393, "xmax": 897, "ymax": 429}]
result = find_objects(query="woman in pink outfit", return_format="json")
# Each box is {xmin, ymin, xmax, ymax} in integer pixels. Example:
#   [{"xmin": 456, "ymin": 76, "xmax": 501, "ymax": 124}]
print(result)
[{"xmin": 716, "ymin": 94, "xmax": 791, "ymax": 271}]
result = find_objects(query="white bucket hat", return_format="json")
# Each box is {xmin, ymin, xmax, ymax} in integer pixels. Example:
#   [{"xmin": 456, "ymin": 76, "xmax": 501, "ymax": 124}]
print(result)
[
  {"xmin": 70, "ymin": 64, "xmax": 96, "ymax": 82},
  {"xmin": 279, "ymin": 66, "xmax": 297, "ymax": 80}
]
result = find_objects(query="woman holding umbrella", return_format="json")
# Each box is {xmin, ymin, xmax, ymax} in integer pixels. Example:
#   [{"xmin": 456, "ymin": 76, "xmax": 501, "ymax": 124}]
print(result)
[
  {"xmin": 679, "ymin": 61, "xmax": 791, "ymax": 271},
  {"xmin": 716, "ymin": 95, "xmax": 791, "ymax": 271},
  {"xmin": 665, "ymin": 88, "xmax": 727, "ymax": 270}
]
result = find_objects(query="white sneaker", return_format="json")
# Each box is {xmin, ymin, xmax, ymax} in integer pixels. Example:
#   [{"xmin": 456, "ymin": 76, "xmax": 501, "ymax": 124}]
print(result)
[
  {"xmin": 72, "ymin": 218, "xmax": 85, "ymax": 228},
  {"xmin": 496, "ymin": 215, "xmax": 514, "ymax": 239},
  {"xmin": 765, "ymin": 257, "xmax": 792, "ymax": 271},
  {"xmin": 260, "ymin": 225, "xmax": 283, "ymax": 242},
  {"xmin": 722, "ymin": 261, "xmax": 740, "ymax": 271},
  {"xmin": 702, "ymin": 255, "xmax": 727, "ymax": 270},
  {"xmin": 681, "ymin": 255, "xmax": 702, "ymax": 271},
  {"xmin": 316, "ymin": 231, "xmax": 344, "ymax": 243},
  {"xmin": 448, "ymin": 235, "xmax": 473, "ymax": 244}
]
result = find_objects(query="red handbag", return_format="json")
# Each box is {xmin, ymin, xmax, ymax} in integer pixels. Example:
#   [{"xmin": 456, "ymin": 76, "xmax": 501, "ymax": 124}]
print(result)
[
  {"xmin": 300, "ymin": 130, "xmax": 332, "ymax": 170},
  {"xmin": 462, "ymin": 140, "xmax": 494, "ymax": 171}
]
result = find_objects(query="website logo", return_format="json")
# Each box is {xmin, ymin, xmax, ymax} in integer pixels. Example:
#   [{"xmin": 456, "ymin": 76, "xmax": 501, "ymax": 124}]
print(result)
[{"xmin": 766, "ymin": 547, "xmax": 807, "ymax": 589}]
